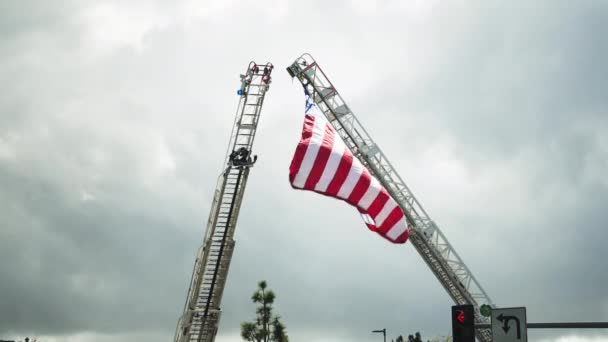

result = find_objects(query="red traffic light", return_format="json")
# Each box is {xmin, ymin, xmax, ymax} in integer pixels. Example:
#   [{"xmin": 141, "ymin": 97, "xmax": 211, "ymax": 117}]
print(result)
[
  {"xmin": 457, "ymin": 310, "xmax": 465, "ymax": 324},
  {"xmin": 452, "ymin": 305, "xmax": 475, "ymax": 342}
]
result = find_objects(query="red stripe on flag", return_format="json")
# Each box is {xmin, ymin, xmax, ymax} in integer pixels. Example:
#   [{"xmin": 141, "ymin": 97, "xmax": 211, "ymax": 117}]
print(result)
[
  {"xmin": 378, "ymin": 227, "xmax": 410, "ymax": 244},
  {"xmin": 367, "ymin": 189, "xmax": 390, "ymax": 218},
  {"xmin": 362, "ymin": 221, "xmax": 378, "ymax": 232},
  {"xmin": 289, "ymin": 115, "xmax": 315, "ymax": 184},
  {"xmin": 347, "ymin": 170, "xmax": 371, "ymax": 205},
  {"xmin": 377, "ymin": 206, "xmax": 404, "ymax": 234},
  {"xmin": 325, "ymin": 152, "xmax": 354, "ymax": 196},
  {"xmin": 304, "ymin": 123, "xmax": 335, "ymax": 189}
]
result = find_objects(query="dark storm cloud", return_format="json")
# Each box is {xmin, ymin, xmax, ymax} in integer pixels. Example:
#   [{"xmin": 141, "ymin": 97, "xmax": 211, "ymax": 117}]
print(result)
[
  {"xmin": 353, "ymin": 1, "xmax": 608, "ymax": 337},
  {"xmin": 364, "ymin": 1, "xmax": 608, "ymax": 159},
  {"xmin": 0, "ymin": 167, "xmax": 186, "ymax": 333},
  {"xmin": 0, "ymin": 2, "xmax": 214, "ymax": 337},
  {"xmin": 0, "ymin": 98, "xmax": 206, "ymax": 335}
]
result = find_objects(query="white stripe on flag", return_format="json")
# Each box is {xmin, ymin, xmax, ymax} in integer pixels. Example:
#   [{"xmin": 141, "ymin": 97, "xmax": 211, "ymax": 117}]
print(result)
[
  {"xmin": 360, "ymin": 213, "xmax": 374, "ymax": 225},
  {"xmin": 386, "ymin": 216, "xmax": 408, "ymax": 240},
  {"xmin": 358, "ymin": 177, "xmax": 381, "ymax": 210},
  {"xmin": 314, "ymin": 134, "xmax": 345, "ymax": 192},
  {"xmin": 292, "ymin": 117, "xmax": 326, "ymax": 188},
  {"xmin": 374, "ymin": 199, "xmax": 398, "ymax": 227},
  {"xmin": 336, "ymin": 161, "xmax": 364, "ymax": 199}
]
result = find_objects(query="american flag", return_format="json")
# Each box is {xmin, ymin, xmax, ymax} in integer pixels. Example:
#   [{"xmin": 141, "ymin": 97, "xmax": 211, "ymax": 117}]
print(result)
[{"xmin": 289, "ymin": 95, "xmax": 410, "ymax": 244}]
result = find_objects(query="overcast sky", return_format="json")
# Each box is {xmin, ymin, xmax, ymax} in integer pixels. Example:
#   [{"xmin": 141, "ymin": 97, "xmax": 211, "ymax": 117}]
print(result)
[{"xmin": 1, "ymin": 1, "xmax": 607, "ymax": 341}]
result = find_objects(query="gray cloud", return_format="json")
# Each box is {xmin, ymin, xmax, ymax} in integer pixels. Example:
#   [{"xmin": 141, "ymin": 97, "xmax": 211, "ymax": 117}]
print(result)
[{"xmin": 1, "ymin": 1, "xmax": 607, "ymax": 341}]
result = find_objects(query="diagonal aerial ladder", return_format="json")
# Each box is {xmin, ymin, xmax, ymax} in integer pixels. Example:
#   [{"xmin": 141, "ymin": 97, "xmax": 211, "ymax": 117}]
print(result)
[
  {"xmin": 174, "ymin": 61, "xmax": 274, "ymax": 342},
  {"xmin": 286, "ymin": 54, "xmax": 494, "ymax": 342}
]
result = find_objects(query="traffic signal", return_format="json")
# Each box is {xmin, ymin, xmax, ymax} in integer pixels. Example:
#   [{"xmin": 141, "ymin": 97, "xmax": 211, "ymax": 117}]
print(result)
[{"xmin": 452, "ymin": 304, "xmax": 475, "ymax": 342}]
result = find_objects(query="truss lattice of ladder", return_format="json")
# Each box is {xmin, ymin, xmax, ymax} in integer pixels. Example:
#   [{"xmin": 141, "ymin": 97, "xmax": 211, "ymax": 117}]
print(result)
[{"xmin": 174, "ymin": 61, "xmax": 274, "ymax": 342}]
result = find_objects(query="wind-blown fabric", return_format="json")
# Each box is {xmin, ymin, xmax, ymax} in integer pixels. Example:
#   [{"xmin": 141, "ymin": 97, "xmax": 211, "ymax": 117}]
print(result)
[{"xmin": 289, "ymin": 96, "xmax": 410, "ymax": 244}]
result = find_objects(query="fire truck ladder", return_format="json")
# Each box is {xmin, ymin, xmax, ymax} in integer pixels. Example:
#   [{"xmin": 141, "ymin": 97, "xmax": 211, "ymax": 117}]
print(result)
[
  {"xmin": 174, "ymin": 61, "xmax": 274, "ymax": 342},
  {"xmin": 286, "ymin": 54, "xmax": 493, "ymax": 342}
]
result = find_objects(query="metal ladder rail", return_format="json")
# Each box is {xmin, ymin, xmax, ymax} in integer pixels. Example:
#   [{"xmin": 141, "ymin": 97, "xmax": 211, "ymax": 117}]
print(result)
[
  {"xmin": 174, "ymin": 172, "xmax": 227, "ymax": 342},
  {"xmin": 176, "ymin": 163, "xmax": 240, "ymax": 342},
  {"xmin": 190, "ymin": 70, "xmax": 270, "ymax": 342},
  {"xmin": 286, "ymin": 54, "xmax": 492, "ymax": 342},
  {"xmin": 194, "ymin": 167, "xmax": 243, "ymax": 342},
  {"xmin": 177, "ymin": 70, "xmax": 270, "ymax": 340},
  {"xmin": 174, "ymin": 61, "xmax": 273, "ymax": 342},
  {"xmin": 189, "ymin": 76, "xmax": 268, "ymax": 342}
]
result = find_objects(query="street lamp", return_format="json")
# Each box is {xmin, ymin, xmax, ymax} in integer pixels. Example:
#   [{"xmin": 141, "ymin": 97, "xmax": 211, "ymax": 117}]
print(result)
[{"xmin": 372, "ymin": 328, "xmax": 386, "ymax": 342}]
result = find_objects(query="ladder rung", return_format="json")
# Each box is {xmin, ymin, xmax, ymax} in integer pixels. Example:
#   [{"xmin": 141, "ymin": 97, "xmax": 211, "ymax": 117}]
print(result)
[
  {"xmin": 319, "ymin": 87, "xmax": 336, "ymax": 99},
  {"xmin": 333, "ymin": 104, "xmax": 348, "ymax": 116}
]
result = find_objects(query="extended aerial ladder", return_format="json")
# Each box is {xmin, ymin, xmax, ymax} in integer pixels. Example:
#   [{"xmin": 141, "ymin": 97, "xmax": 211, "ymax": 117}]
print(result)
[
  {"xmin": 174, "ymin": 61, "xmax": 274, "ymax": 342},
  {"xmin": 286, "ymin": 54, "xmax": 494, "ymax": 342}
]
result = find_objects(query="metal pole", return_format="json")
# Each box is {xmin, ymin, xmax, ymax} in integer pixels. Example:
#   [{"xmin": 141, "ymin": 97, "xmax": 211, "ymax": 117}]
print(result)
[
  {"xmin": 476, "ymin": 322, "xmax": 608, "ymax": 329},
  {"xmin": 372, "ymin": 328, "xmax": 387, "ymax": 342},
  {"xmin": 528, "ymin": 322, "xmax": 608, "ymax": 329}
]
